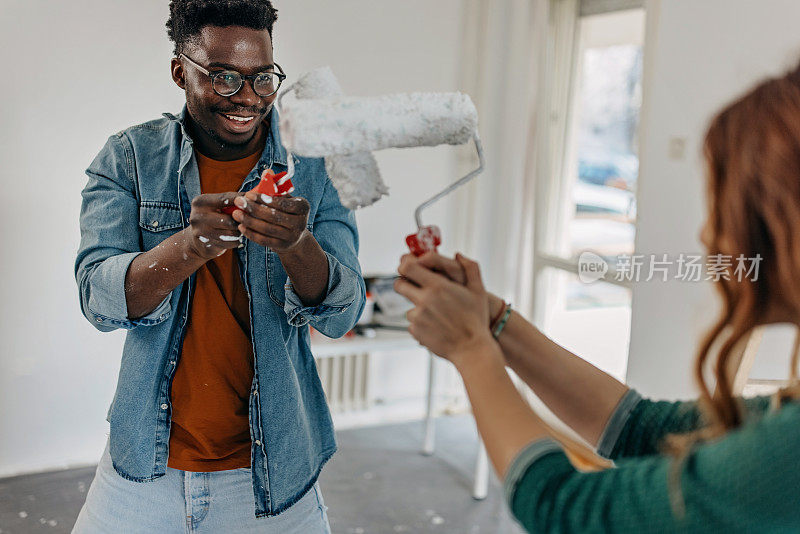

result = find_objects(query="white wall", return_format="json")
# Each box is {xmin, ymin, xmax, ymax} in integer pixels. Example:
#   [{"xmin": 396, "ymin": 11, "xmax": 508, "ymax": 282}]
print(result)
[
  {"xmin": 627, "ymin": 0, "xmax": 800, "ymax": 399},
  {"xmin": 0, "ymin": 0, "xmax": 182, "ymax": 477},
  {"xmin": 0, "ymin": 0, "xmax": 467, "ymax": 476}
]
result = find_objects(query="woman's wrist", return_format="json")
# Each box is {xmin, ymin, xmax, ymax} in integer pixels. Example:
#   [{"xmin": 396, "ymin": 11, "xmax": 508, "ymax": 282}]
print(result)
[
  {"xmin": 488, "ymin": 293, "xmax": 505, "ymax": 326},
  {"xmin": 452, "ymin": 335, "xmax": 505, "ymax": 375}
]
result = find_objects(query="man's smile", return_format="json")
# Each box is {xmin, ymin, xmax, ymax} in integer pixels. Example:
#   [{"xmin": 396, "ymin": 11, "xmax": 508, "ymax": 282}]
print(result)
[{"xmin": 217, "ymin": 111, "xmax": 261, "ymax": 133}]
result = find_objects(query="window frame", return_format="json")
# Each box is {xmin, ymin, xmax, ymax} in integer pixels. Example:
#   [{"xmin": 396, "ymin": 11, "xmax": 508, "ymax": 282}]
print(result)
[{"xmin": 530, "ymin": 0, "xmax": 644, "ymax": 324}]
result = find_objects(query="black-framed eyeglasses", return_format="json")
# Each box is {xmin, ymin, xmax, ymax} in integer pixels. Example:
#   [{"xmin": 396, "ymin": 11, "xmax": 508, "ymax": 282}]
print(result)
[{"xmin": 180, "ymin": 54, "xmax": 286, "ymax": 98}]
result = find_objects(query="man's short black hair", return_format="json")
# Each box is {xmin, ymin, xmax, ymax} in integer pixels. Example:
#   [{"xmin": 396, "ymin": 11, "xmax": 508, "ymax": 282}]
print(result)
[{"xmin": 166, "ymin": 0, "xmax": 279, "ymax": 56}]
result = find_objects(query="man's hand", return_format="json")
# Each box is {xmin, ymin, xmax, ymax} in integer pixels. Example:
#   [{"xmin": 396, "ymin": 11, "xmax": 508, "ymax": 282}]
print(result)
[
  {"xmin": 186, "ymin": 193, "xmax": 243, "ymax": 260},
  {"xmin": 231, "ymin": 191, "xmax": 311, "ymax": 252},
  {"xmin": 230, "ymin": 190, "xmax": 328, "ymax": 305}
]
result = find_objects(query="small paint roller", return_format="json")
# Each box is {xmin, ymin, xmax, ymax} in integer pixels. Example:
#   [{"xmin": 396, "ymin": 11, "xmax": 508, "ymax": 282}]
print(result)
[
  {"xmin": 277, "ymin": 68, "xmax": 484, "ymax": 256},
  {"xmin": 278, "ymin": 67, "xmax": 388, "ymax": 210}
]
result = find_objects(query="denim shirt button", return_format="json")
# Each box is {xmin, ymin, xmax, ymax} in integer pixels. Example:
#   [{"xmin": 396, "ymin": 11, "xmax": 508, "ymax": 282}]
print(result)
[
  {"xmin": 152, "ymin": 220, "xmax": 159, "ymax": 228},
  {"xmin": 160, "ymin": 403, "xmax": 168, "ymax": 410},
  {"xmin": 95, "ymin": 317, "xmax": 102, "ymax": 323},
  {"xmin": 254, "ymin": 440, "xmax": 261, "ymax": 446}
]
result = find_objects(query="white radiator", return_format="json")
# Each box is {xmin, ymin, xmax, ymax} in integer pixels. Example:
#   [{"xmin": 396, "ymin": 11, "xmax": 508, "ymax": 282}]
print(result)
[{"xmin": 315, "ymin": 353, "xmax": 371, "ymax": 413}]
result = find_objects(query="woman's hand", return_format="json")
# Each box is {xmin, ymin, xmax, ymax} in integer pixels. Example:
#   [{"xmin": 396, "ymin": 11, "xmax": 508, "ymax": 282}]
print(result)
[
  {"xmin": 412, "ymin": 252, "xmax": 507, "ymax": 327},
  {"xmin": 395, "ymin": 253, "xmax": 499, "ymax": 369}
]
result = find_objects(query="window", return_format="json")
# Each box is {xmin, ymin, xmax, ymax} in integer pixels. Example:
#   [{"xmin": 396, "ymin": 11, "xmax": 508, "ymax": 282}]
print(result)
[
  {"xmin": 537, "ymin": 269, "xmax": 631, "ymax": 380},
  {"xmin": 532, "ymin": 0, "xmax": 645, "ymax": 378}
]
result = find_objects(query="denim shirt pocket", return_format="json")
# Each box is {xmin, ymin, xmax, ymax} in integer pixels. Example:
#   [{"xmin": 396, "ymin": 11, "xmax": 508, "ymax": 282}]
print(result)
[
  {"xmin": 266, "ymin": 222, "xmax": 314, "ymax": 307},
  {"xmin": 138, "ymin": 201, "xmax": 184, "ymax": 250}
]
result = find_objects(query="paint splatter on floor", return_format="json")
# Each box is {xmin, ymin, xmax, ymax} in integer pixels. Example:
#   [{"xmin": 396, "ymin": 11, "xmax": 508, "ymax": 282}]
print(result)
[{"xmin": 0, "ymin": 417, "xmax": 522, "ymax": 533}]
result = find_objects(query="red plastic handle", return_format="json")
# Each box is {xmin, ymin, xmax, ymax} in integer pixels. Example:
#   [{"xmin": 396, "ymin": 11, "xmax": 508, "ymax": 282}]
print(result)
[
  {"xmin": 222, "ymin": 170, "xmax": 293, "ymax": 215},
  {"xmin": 405, "ymin": 225, "xmax": 442, "ymax": 257}
]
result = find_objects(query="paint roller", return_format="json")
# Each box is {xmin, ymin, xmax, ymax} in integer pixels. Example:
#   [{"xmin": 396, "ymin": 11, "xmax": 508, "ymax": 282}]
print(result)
[
  {"xmin": 277, "ymin": 67, "xmax": 485, "ymax": 256},
  {"xmin": 277, "ymin": 68, "xmax": 612, "ymax": 472}
]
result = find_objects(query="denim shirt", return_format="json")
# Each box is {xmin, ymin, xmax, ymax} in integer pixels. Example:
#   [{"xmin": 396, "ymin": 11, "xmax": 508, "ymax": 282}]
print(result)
[{"xmin": 74, "ymin": 107, "xmax": 366, "ymax": 517}]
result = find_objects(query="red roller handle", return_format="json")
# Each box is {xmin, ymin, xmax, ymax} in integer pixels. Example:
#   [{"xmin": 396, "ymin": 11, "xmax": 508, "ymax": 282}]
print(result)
[
  {"xmin": 222, "ymin": 169, "xmax": 294, "ymax": 215},
  {"xmin": 405, "ymin": 225, "xmax": 442, "ymax": 257}
]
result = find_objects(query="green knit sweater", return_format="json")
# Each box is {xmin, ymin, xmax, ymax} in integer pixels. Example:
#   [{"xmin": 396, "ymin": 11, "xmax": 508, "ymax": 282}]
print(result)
[{"xmin": 504, "ymin": 390, "xmax": 799, "ymax": 533}]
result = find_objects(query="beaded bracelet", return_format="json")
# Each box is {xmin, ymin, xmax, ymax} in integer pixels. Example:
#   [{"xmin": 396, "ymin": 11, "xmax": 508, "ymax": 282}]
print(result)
[
  {"xmin": 491, "ymin": 303, "xmax": 513, "ymax": 339},
  {"xmin": 489, "ymin": 299, "xmax": 507, "ymax": 327}
]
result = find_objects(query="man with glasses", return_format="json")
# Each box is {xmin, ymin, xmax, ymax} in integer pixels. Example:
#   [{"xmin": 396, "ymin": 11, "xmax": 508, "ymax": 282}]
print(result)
[{"xmin": 73, "ymin": 1, "xmax": 365, "ymax": 531}]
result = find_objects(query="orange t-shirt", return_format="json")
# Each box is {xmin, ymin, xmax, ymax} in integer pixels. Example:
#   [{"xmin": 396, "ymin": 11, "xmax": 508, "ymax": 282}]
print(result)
[{"xmin": 167, "ymin": 148, "xmax": 261, "ymax": 472}]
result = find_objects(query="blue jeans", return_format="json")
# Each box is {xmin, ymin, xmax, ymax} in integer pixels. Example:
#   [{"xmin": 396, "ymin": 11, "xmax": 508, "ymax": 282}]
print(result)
[{"xmin": 72, "ymin": 441, "xmax": 331, "ymax": 533}]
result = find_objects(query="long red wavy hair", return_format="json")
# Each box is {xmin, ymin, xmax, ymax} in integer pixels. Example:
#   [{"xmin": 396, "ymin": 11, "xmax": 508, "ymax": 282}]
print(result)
[
  {"xmin": 544, "ymin": 64, "xmax": 800, "ymax": 474},
  {"xmin": 677, "ymin": 62, "xmax": 800, "ymax": 448}
]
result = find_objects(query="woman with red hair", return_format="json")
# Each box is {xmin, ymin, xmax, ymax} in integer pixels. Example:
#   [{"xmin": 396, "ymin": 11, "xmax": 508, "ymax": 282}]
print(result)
[{"xmin": 395, "ymin": 63, "xmax": 800, "ymax": 533}]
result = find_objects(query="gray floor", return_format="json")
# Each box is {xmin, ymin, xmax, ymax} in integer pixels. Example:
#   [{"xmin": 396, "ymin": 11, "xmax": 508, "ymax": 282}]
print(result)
[{"xmin": 0, "ymin": 416, "xmax": 523, "ymax": 534}]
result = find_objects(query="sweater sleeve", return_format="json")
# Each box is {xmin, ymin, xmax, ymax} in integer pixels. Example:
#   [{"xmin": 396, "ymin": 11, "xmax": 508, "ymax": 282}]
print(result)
[
  {"xmin": 505, "ymin": 402, "xmax": 800, "ymax": 534},
  {"xmin": 598, "ymin": 389, "xmax": 772, "ymax": 460}
]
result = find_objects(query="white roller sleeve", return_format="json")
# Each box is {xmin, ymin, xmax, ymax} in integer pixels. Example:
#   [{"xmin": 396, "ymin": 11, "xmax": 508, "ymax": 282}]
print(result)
[
  {"xmin": 324, "ymin": 153, "xmax": 386, "ymax": 210},
  {"xmin": 279, "ymin": 92, "xmax": 478, "ymax": 157},
  {"xmin": 294, "ymin": 66, "xmax": 344, "ymax": 99},
  {"xmin": 289, "ymin": 67, "xmax": 389, "ymax": 209}
]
